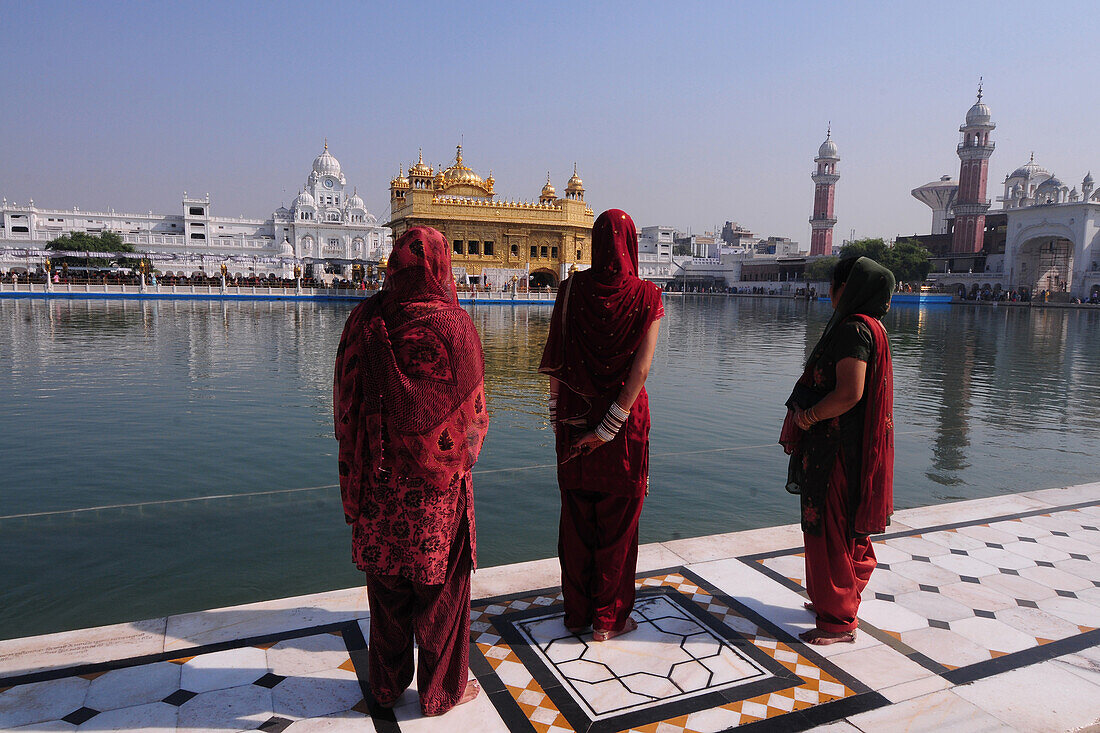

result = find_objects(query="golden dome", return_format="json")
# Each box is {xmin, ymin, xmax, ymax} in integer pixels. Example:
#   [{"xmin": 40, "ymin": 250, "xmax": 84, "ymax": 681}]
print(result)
[
  {"xmin": 442, "ymin": 145, "xmax": 487, "ymax": 189},
  {"xmin": 391, "ymin": 168, "xmax": 410, "ymax": 189},
  {"xmin": 409, "ymin": 148, "xmax": 433, "ymax": 177},
  {"xmin": 541, "ymin": 172, "xmax": 556, "ymax": 198},
  {"xmin": 566, "ymin": 162, "xmax": 584, "ymax": 191}
]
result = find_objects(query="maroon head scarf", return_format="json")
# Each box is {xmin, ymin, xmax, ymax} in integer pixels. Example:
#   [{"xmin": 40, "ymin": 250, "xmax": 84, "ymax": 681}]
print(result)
[
  {"xmin": 334, "ymin": 226, "xmax": 489, "ymax": 582},
  {"xmin": 539, "ymin": 209, "xmax": 664, "ymax": 399}
]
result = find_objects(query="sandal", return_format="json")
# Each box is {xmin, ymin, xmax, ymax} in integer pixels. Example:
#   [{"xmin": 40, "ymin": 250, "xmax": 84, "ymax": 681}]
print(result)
[
  {"xmin": 592, "ymin": 617, "xmax": 638, "ymax": 642},
  {"xmin": 798, "ymin": 628, "xmax": 856, "ymax": 646}
]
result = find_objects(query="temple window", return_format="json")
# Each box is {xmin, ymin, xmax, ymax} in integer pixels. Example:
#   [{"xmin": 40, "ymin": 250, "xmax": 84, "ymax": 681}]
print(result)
[
  {"xmin": 530, "ymin": 245, "xmax": 537, "ymax": 258},
  {"xmin": 453, "ymin": 240, "xmax": 463, "ymax": 255},
  {"xmin": 484, "ymin": 241, "xmax": 494, "ymax": 256},
  {"xmin": 511, "ymin": 244, "xmax": 518, "ymax": 256},
  {"xmin": 468, "ymin": 241, "xmax": 480, "ymax": 255},
  {"xmin": 551, "ymin": 246, "xmax": 558, "ymax": 258}
]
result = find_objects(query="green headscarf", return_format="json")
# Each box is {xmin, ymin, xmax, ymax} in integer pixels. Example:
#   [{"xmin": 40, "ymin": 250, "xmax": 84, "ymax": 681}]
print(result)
[{"xmin": 806, "ymin": 256, "xmax": 895, "ymax": 369}]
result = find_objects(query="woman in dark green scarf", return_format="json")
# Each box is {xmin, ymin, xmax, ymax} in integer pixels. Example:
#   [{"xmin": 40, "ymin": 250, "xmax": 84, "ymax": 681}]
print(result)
[{"xmin": 780, "ymin": 257, "xmax": 895, "ymax": 645}]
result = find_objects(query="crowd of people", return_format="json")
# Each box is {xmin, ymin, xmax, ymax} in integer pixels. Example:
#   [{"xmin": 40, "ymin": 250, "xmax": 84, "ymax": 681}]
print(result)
[{"xmin": 333, "ymin": 213, "xmax": 896, "ymax": 716}]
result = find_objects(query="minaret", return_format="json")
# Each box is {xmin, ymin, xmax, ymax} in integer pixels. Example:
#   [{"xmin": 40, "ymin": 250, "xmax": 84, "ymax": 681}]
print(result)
[
  {"xmin": 952, "ymin": 80, "xmax": 995, "ymax": 253},
  {"xmin": 809, "ymin": 125, "xmax": 839, "ymax": 256}
]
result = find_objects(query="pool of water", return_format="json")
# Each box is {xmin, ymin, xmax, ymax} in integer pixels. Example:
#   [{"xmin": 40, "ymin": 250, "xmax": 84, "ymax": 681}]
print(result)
[{"xmin": 1, "ymin": 296, "xmax": 1098, "ymax": 640}]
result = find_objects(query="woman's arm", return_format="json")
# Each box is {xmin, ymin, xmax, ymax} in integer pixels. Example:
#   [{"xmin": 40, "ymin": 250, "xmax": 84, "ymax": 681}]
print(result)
[
  {"xmin": 571, "ymin": 319, "xmax": 661, "ymax": 454},
  {"xmin": 794, "ymin": 357, "xmax": 866, "ymax": 430}
]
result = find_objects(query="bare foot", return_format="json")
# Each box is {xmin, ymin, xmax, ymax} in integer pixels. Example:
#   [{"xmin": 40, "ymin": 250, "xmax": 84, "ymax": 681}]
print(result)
[
  {"xmin": 798, "ymin": 628, "xmax": 856, "ymax": 646},
  {"xmin": 803, "ymin": 601, "xmax": 815, "ymax": 612},
  {"xmin": 592, "ymin": 617, "xmax": 638, "ymax": 642},
  {"xmin": 423, "ymin": 680, "xmax": 480, "ymax": 717}
]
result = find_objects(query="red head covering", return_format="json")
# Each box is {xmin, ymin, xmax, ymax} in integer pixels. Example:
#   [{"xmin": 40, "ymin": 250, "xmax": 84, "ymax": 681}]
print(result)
[
  {"xmin": 539, "ymin": 209, "xmax": 663, "ymax": 399},
  {"xmin": 334, "ymin": 226, "xmax": 488, "ymax": 582}
]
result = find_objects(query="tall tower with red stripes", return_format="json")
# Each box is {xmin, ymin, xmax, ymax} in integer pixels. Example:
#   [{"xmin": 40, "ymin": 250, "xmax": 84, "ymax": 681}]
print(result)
[
  {"xmin": 952, "ymin": 81, "xmax": 995, "ymax": 253},
  {"xmin": 809, "ymin": 126, "xmax": 839, "ymax": 256}
]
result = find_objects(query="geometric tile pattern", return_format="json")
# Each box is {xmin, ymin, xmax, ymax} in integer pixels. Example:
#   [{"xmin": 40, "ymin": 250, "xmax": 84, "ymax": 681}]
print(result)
[
  {"xmin": 0, "ymin": 625, "xmax": 375, "ymax": 731},
  {"xmin": 470, "ymin": 569, "xmax": 886, "ymax": 732},
  {"xmin": 746, "ymin": 500, "xmax": 1100, "ymax": 684}
]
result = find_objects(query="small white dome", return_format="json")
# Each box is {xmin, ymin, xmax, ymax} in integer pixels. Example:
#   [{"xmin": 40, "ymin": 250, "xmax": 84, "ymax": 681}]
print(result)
[
  {"xmin": 279, "ymin": 237, "xmax": 294, "ymax": 255},
  {"xmin": 965, "ymin": 101, "xmax": 992, "ymax": 126},
  {"xmin": 312, "ymin": 142, "xmax": 341, "ymax": 177},
  {"xmin": 817, "ymin": 136, "xmax": 838, "ymax": 159},
  {"xmin": 347, "ymin": 190, "xmax": 366, "ymax": 210},
  {"xmin": 295, "ymin": 190, "xmax": 316, "ymax": 208}
]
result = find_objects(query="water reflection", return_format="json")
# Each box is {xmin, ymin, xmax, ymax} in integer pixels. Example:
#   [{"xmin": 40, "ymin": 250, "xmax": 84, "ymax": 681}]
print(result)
[{"xmin": 1, "ymin": 297, "xmax": 1098, "ymax": 641}]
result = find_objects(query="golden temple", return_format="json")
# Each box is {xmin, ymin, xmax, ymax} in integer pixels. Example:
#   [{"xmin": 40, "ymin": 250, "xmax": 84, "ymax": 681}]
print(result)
[{"xmin": 387, "ymin": 146, "xmax": 593, "ymax": 287}]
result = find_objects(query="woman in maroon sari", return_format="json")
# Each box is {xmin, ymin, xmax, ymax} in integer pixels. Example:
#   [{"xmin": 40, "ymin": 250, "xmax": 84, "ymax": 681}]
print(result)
[
  {"xmin": 780, "ymin": 256, "xmax": 895, "ymax": 644},
  {"xmin": 540, "ymin": 209, "xmax": 664, "ymax": 642},
  {"xmin": 334, "ymin": 226, "xmax": 489, "ymax": 714}
]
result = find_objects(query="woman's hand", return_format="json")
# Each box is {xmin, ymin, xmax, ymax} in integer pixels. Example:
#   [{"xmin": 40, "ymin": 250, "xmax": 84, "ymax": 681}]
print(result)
[
  {"xmin": 793, "ymin": 408, "xmax": 815, "ymax": 431},
  {"xmin": 569, "ymin": 431, "xmax": 605, "ymax": 458}
]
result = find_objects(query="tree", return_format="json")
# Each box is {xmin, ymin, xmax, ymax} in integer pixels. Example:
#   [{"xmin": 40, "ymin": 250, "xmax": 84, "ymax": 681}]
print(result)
[
  {"xmin": 804, "ymin": 256, "xmax": 838, "ymax": 282},
  {"xmin": 46, "ymin": 231, "xmax": 140, "ymax": 269},
  {"xmin": 836, "ymin": 237, "xmax": 932, "ymax": 284}
]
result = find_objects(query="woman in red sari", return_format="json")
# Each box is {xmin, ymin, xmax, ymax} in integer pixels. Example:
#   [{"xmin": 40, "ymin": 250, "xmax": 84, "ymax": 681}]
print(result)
[
  {"xmin": 334, "ymin": 226, "xmax": 489, "ymax": 714},
  {"xmin": 780, "ymin": 256, "xmax": 895, "ymax": 645},
  {"xmin": 539, "ymin": 209, "xmax": 664, "ymax": 642}
]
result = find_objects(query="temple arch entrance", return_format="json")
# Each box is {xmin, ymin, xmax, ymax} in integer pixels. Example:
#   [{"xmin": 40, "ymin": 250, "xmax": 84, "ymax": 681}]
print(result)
[
  {"xmin": 529, "ymin": 268, "xmax": 559, "ymax": 288},
  {"xmin": 1015, "ymin": 237, "xmax": 1074, "ymax": 294}
]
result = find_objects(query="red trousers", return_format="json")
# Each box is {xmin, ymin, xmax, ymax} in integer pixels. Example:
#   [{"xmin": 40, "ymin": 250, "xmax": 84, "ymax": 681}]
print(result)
[
  {"xmin": 364, "ymin": 508, "xmax": 471, "ymax": 716},
  {"xmin": 804, "ymin": 459, "xmax": 877, "ymax": 633},
  {"xmin": 558, "ymin": 489, "xmax": 645, "ymax": 632}
]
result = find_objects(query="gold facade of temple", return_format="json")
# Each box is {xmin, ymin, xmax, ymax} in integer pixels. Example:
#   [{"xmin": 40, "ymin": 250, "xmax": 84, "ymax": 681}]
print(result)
[{"xmin": 387, "ymin": 146, "xmax": 593, "ymax": 287}]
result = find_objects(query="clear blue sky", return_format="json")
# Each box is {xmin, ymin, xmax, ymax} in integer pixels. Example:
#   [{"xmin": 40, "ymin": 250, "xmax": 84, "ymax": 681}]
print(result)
[{"xmin": 2, "ymin": 1, "xmax": 1097, "ymax": 244}]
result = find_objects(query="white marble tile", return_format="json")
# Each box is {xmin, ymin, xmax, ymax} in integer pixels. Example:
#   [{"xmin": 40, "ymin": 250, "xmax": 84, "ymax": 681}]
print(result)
[
  {"xmin": 473, "ymin": 556, "xmax": 560, "ymax": 599},
  {"xmin": 920, "ymin": 529, "xmax": 988, "ymax": 552},
  {"xmin": 568, "ymin": 677, "xmax": 652, "ymax": 715},
  {"xmin": 687, "ymin": 558, "xmax": 817, "ymax": 638},
  {"xmin": 662, "ymin": 524, "xmax": 804, "ymax": 564},
  {"xmin": 636, "ymin": 541, "xmax": 690, "ymax": 573},
  {"xmin": 9, "ymin": 720, "xmax": 76, "ymax": 731},
  {"xmin": 392, "ymin": 684, "xmax": 509, "ymax": 732},
  {"xmin": 84, "ymin": 661, "xmax": 180, "ymax": 712},
  {"xmin": 1001, "ymin": 539, "xmax": 1071, "ymax": 564},
  {"xmin": 0, "ymin": 617, "xmax": 165, "ymax": 677},
  {"xmin": 1039, "ymin": 533, "xmax": 1098, "ymax": 555},
  {"xmin": 883, "ymin": 535, "xmax": 950, "ymax": 558},
  {"xmin": 759, "ymin": 554, "xmax": 806, "ymax": 581},
  {"xmin": 892, "ymin": 591, "xmax": 973, "ymax": 622},
  {"xmin": 271, "ymin": 667, "xmax": 362, "ymax": 720},
  {"xmin": 952, "ymin": 660, "xmax": 1100, "ymax": 732},
  {"xmin": 854, "ymin": 598, "xmax": 929, "ymax": 634},
  {"xmin": 683, "ymin": 705, "xmax": 749, "ymax": 733},
  {"xmin": 868, "ymin": 541, "xmax": 914, "ymax": 564},
  {"xmin": 1050, "ymin": 645, "xmax": 1100, "ymax": 687},
  {"xmin": 282, "ymin": 709, "xmax": 372, "ymax": 731},
  {"xmin": 955, "ymin": 524, "xmax": 1023, "ymax": 546},
  {"xmin": 180, "ymin": 646, "xmax": 269, "ymax": 694},
  {"xmin": 1060, "ymin": 557, "xmax": 1100, "ymax": 583},
  {"xmin": 978, "ymin": 572, "xmax": 1058, "ymax": 603},
  {"xmin": 994, "ymin": 517, "xmax": 1051, "ymax": 540},
  {"xmin": 878, "ymin": 673, "xmax": 951, "ymax": 703},
  {"xmin": 937, "ymin": 581, "xmax": 1016, "ymax": 612},
  {"xmin": 1018, "ymin": 564, "xmax": 1094, "ymax": 592},
  {"xmin": 1023, "ymin": 482, "xmax": 1100, "ymax": 506},
  {"xmin": 1031, "ymin": 596, "xmax": 1100, "ymax": 629},
  {"xmin": 949, "ymin": 616, "xmax": 1036, "ymax": 653},
  {"xmin": 863, "ymin": 569, "xmax": 920, "ymax": 597},
  {"xmin": 967, "ymin": 545, "xmax": 1034, "ymax": 570},
  {"xmin": 887, "ymin": 560, "xmax": 959, "ymax": 587},
  {"xmin": 164, "ymin": 587, "xmax": 369, "ymax": 652},
  {"xmin": 804, "ymin": 721, "xmax": 862, "ymax": 733},
  {"xmin": 892, "ymin": 494, "xmax": 1050, "ymax": 529},
  {"xmin": 1019, "ymin": 512, "xmax": 1090, "ymax": 533},
  {"xmin": 0, "ymin": 676, "xmax": 89, "ymax": 729},
  {"xmin": 266, "ymin": 632, "xmax": 350, "ymax": 677},
  {"xmin": 898, "ymin": 627, "xmax": 992, "ymax": 668},
  {"xmin": 998, "ymin": 603, "xmax": 1091, "ymax": 638},
  {"xmin": 77, "ymin": 701, "xmax": 177, "ymax": 731},
  {"xmin": 847, "ymin": 689, "xmax": 1013, "ymax": 732},
  {"xmin": 927, "ymin": 552, "xmax": 999, "ymax": 578},
  {"xmin": 826, "ymin": 643, "xmax": 933, "ymax": 688},
  {"xmin": 176, "ymin": 684, "xmax": 274, "ymax": 732}
]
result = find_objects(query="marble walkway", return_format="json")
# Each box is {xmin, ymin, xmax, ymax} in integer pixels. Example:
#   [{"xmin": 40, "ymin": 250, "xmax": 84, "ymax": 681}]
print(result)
[{"xmin": 1, "ymin": 483, "xmax": 1099, "ymax": 732}]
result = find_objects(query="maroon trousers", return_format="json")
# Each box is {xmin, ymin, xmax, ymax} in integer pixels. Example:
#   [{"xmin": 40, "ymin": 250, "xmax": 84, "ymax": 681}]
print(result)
[
  {"xmin": 364, "ymin": 507, "xmax": 471, "ymax": 716},
  {"xmin": 804, "ymin": 459, "xmax": 877, "ymax": 633},
  {"xmin": 558, "ymin": 488, "xmax": 645, "ymax": 632}
]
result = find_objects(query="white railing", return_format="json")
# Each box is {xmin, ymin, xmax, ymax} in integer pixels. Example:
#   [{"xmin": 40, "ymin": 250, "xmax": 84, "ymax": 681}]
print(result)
[{"xmin": 0, "ymin": 282, "xmax": 562, "ymax": 301}]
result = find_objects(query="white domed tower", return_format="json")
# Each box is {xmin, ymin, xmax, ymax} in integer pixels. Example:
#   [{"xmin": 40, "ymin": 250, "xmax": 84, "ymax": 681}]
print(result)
[
  {"xmin": 306, "ymin": 140, "xmax": 348, "ymax": 223},
  {"xmin": 809, "ymin": 125, "xmax": 839, "ymax": 256},
  {"xmin": 952, "ymin": 81, "xmax": 995, "ymax": 253}
]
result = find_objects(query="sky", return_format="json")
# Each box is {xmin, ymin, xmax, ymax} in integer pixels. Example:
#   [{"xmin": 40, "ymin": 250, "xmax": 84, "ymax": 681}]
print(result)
[{"xmin": 2, "ymin": 1, "xmax": 1098, "ymax": 245}]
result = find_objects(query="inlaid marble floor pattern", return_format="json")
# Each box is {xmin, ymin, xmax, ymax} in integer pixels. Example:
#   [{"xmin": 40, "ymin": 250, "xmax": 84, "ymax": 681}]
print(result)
[{"xmin": 749, "ymin": 501, "xmax": 1100, "ymax": 682}]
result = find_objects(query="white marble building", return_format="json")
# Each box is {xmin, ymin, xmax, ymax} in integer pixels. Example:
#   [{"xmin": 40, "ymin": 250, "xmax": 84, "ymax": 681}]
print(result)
[{"xmin": 0, "ymin": 143, "xmax": 390, "ymax": 277}]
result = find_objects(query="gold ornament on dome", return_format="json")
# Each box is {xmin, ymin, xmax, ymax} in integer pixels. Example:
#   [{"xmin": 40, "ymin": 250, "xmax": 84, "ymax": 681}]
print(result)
[{"xmin": 409, "ymin": 148, "xmax": 433, "ymax": 177}]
